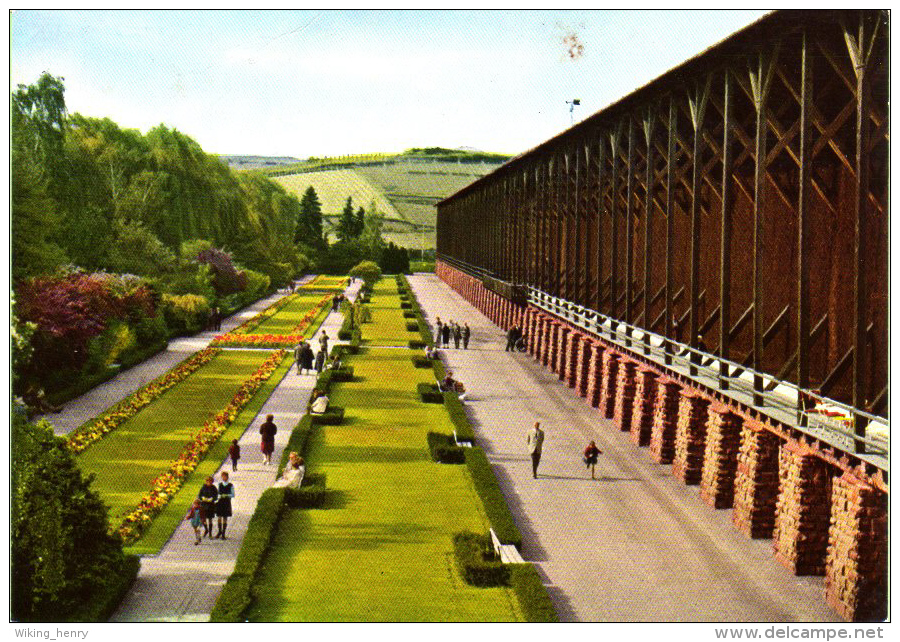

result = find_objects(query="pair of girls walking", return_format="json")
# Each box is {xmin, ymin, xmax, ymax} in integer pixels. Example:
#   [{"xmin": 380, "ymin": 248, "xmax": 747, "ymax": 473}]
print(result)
[{"xmin": 187, "ymin": 472, "xmax": 235, "ymax": 545}]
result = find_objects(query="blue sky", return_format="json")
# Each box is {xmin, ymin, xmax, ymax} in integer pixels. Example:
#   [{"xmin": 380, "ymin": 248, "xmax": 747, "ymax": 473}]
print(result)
[{"xmin": 11, "ymin": 9, "xmax": 770, "ymax": 158}]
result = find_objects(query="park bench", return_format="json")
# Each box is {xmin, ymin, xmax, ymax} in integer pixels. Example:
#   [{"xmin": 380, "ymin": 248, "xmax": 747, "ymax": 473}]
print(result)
[{"xmin": 489, "ymin": 528, "xmax": 525, "ymax": 564}]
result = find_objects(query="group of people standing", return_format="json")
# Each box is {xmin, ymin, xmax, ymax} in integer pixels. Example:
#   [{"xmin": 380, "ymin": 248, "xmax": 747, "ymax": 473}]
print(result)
[
  {"xmin": 294, "ymin": 332, "xmax": 330, "ymax": 375},
  {"xmin": 434, "ymin": 317, "xmax": 471, "ymax": 349},
  {"xmin": 187, "ymin": 472, "xmax": 235, "ymax": 545},
  {"xmin": 207, "ymin": 307, "xmax": 222, "ymax": 332}
]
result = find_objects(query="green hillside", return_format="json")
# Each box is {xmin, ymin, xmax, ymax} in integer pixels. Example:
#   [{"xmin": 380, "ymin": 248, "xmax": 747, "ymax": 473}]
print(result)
[{"xmin": 271, "ymin": 152, "xmax": 507, "ymax": 249}]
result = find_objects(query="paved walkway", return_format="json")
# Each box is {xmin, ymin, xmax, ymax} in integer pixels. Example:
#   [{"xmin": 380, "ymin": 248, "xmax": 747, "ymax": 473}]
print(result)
[
  {"xmin": 111, "ymin": 279, "xmax": 361, "ymax": 622},
  {"xmin": 42, "ymin": 276, "xmax": 317, "ymax": 436},
  {"xmin": 408, "ymin": 274, "xmax": 838, "ymax": 623}
]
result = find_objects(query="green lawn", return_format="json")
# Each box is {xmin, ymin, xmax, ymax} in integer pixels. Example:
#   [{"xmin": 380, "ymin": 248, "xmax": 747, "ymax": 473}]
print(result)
[
  {"xmin": 300, "ymin": 275, "xmax": 348, "ymax": 291},
  {"xmin": 361, "ymin": 279, "xmax": 419, "ymax": 347},
  {"xmin": 77, "ymin": 351, "xmax": 270, "ymax": 524},
  {"xmin": 246, "ymin": 282, "xmax": 522, "ymax": 622},
  {"xmin": 249, "ymin": 291, "xmax": 331, "ymax": 336}
]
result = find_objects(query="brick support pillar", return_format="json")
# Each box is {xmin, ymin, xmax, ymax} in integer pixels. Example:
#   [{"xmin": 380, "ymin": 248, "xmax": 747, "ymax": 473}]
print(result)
[
  {"xmin": 528, "ymin": 311, "xmax": 539, "ymax": 356},
  {"xmin": 649, "ymin": 379, "xmax": 682, "ymax": 464},
  {"xmin": 568, "ymin": 332, "xmax": 591, "ymax": 390},
  {"xmin": 672, "ymin": 392, "xmax": 711, "ymax": 485},
  {"xmin": 612, "ymin": 360, "xmax": 638, "ymax": 432},
  {"xmin": 541, "ymin": 322, "xmax": 555, "ymax": 367},
  {"xmin": 599, "ymin": 350, "xmax": 621, "ymax": 419},
  {"xmin": 699, "ymin": 406, "xmax": 744, "ymax": 508},
  {"xmin": 825, "ymin": 473, "xmax": 888, "ymax": 622},
  {"xmin": 553, "ymin": 325, "xmax": 570, "ymax": 376},
  {"xmin": 629, "ymin": 368, "xmax": 658, "ymax": 446},
  {"xmin": 565, "ymin": 332, "xmax": 581, "ymax": 387},
  {"xmin": 773, "ymin": 442, "xmax": 832, "ymax": 575},
  {"xmin": 534, "ymin": 317, "xmax": 546, "ymax": 362},
  {"xmin": 574, "ymin": 339, "xmax": 592, "ymax": 397},
  {"xmin": 732, "ymin": 421, "xmax": 781, "ymax": 538},
  {"xmin": 585, "ymin": 343, "xmax": 605, "ymax": 408}
]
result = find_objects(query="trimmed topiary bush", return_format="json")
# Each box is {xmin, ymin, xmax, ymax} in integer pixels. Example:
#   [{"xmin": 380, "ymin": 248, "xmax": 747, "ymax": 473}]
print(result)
[
  {"xmin": 276, "ymin": 415, "xmax": 314, "ymax": 477},
  {"xmin": 328, "ymin": 365, "xmax": 354, "ymax": 382},
  {"xmin": 408, "ymin": 339, "xmax": 426, "ymax": 349},
  {"xmin": 411, "ymin": 355, "xmax": 433, "ymax": 368},
  {"xmin": 453, "ymin": 532, "xmax": 510, "ymax": 587},
  {"xmin": 402, "ymin": 310, "xmax": 417, "ymax": 319},
  {"xmin": 310, "ymin": 405, "xmax": 345, "ymax": 425},
  {"xmin": 406, "ymin": 321, "xmax": 419, "ymax": 332},
  {"xmin": 400, "ymin": 301, "xmax": 412, "ymax": 309},
  {"xmin": 284, "ymin": 472, "xmax": 327, "ymax": 509},
  {"xmin": 427, "ymin": 432, "xmax": 466, "ymax": 464},
  {"xmin": 465, "ymin": 448, "xmax": 522, "ymax": 548},
  {"xmin": 509, "ymin": 564, "xmax": 559, "ymax": 622},
  {"xmin": 417, "ymin": 382, "xmax": 444, "ymax": 403}
]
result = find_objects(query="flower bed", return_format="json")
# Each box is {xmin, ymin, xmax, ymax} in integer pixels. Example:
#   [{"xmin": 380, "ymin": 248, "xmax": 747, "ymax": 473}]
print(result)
[
  {"xmin": 210, "ymin": 294, "xmax": 332, "ymax": 348},
  {"xmin": 67, "ymin": 348, "xmax": 221, "ymax": 454},
  {"xmin": 116, "ymin": 349, "xmax": 288, "ymax": 544}
]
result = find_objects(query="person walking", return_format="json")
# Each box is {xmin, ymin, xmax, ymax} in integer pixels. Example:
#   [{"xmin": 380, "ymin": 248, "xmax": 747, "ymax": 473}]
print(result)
[
  {"xmin": 319, "ymin": 331, "xmax": 329, "ymax": 357},
  {"xmin": 216, "ymin": 471, "xmax": 235, "ymax": 539},
  {"xmin": 294, "ymin": 342, "xmax": 304, "ymax": 375},
  {"xmin": 198, "ymin": 476, "xmax": 219, "ymax": 539},
  {"xmin": 228, "ymin": 439, "xmax": 240, "ymax": 471},
  {"xmin": 301, "ymin": 342, "xmax": 315, "ymax": 375},
  {"xmin": 453, "ymin": 323, "xmax": 462, "ymax": 349},
  {"xmin": 462, "ymin": 323, "xmax": 471, "ymax": 349},
  {"xmin": 527, "ymin": 421, "xmax": 545, "ymax": 479},
  {"xmin": 505, "ymin": 325, "xmax": 518, "ymax": 352},
  {"xmin": 441, "ymin": 321, "xmax": 451, "ymax": 349},
  {"xmin": 259, "ymin": 414, "xmax": 277, "ymax": 465},
  {"xmin": 213, "ymin": 307, "xmax": 222, "ymax": 332},
  {"xmin": 435, "ymin": 317, "xmax": 443, "ymax": 347},
  {"xmin": 314, "ymin": 348, "xmax": 326, "ymax": 373},
  {"xmin": 583, "ymin": 440, "xmax": 603, "ymax": 480},
  {"xmin": 186, "ymin": 499, "xmax": 203, "ymax": 545}
]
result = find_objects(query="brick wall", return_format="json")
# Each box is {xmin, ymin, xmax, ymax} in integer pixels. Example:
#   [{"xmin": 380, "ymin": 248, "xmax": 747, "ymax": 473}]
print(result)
[
  {"xmin": 649, "ymin": 378, "xmax": 682, "ymax": 464},
  {"xmin": 612, "ymin": 359, "xmax": 638, "ymax": 432},
  {"xmin": 732, "ymin": 421, "xmax": 781, "ymax": 538},
  {"xmin": 630, "ymin": 368, "xmax": 659, "ymax": 446},
  {"xmin": 672, "ymin": 392, "xmax": 711, "ymax": 485},
  {"xmin": 699, "ymin": 405, "xmax": 744, "ymax": 508}
]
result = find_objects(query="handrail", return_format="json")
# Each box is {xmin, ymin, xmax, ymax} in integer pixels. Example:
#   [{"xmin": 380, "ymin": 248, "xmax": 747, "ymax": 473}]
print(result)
[{"xmin": 523, "ymin": 285, "xmax": 888, "ymax": 466}]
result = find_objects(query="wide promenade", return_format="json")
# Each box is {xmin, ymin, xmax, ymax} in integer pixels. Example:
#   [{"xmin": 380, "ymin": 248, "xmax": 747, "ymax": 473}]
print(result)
[{"xmin": 408, "ymin": 273, "xmax": 838, "ymax": 622}]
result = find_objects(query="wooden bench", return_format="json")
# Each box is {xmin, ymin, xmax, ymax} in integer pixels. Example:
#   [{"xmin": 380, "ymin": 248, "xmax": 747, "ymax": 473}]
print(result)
[{"xmin": 489, "ymin": 528, "xmax": 525, "ymax": 564}]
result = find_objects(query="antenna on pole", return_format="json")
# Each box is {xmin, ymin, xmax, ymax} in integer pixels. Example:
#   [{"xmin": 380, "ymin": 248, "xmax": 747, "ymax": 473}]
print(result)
[{"xmin": 566, "ymin": 99, "xmax": 581, "ymax": 125}]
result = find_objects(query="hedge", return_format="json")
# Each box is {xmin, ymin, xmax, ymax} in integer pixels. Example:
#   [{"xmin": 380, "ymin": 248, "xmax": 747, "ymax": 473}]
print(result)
[
  {"xmin": 210, "ymin": 487, "xmax": 286, "ymax": 621},
  {"xmin": 411, "ymin": 355, "xmax": 433, "ymax": 368},
  {"xmin": 417, "ymin": 382, "xmax": 444, "ymax": 404},
  {"xmin": 452, "ymin": 532, "xmax": 509, "ymax": 587},
  {"xmin": 310, "ymin": 405, "xmax": 345, "ymax": 425},
  {"xmin": 284, "ymin": 472, "xmax": 327, "ymax": 508},
  {"xmin": 509, "ymin": 564, "xmax": 559, "ymax": 622},
  {"xmin": 402, "ymin": 310, "xmax": 417, "ymax": 319},
  {"xmin": 328, "ymin": 365, "xmax": 355, "ymax": 382},
  {"xmin": 405, "ymin": 321, "xmax": 419, "ymax": 332},
  {"xmin": 464, "ymin": 447, "xmax": 522, "ymax": 548},
  {"xmin": 426, "ymin": 432, "xmax": 466, "ymax": 464},
  {"xmin": 276, "ymin": 415, "xmax": 314, "ymax": 477},
  {"xmin": 408, "ymin": 339, "xmax": 426, "ymax": 349},
  {"xmin": 444, "ymin": 392, "xmax": 475, "ymax": 443},
  {"xmin": 400, "ymin": 301, "xmax": 412, "ymax": 309}
]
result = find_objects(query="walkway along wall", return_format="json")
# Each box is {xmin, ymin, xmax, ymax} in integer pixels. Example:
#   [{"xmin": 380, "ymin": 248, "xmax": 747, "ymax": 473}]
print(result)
[{"xmin": 436, "ymin": 259, "xmax": 887, "ymax": 622}]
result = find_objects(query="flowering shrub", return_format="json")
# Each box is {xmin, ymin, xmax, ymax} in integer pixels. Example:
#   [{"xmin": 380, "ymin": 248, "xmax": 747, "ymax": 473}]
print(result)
[
  {"xmin": 116, "ymin": 349, "xmax": 287, "ymax": 543},
  {"xmin": 67, "ymin": 348, "xmax": 220, "ymax": 454},
  {"xmin": 15, "ymin": 272, "xmax": 161, "ymax": 386}
]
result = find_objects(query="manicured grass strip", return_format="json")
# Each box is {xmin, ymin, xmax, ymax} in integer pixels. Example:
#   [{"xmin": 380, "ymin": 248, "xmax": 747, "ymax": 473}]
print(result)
[
  {"xmin": 125, "ymin": 353, "xmax": 295, "ymax": 555},
  {"xmin": 245, "ymin": 345, "xmax": 523, "ymax": 622},
  {"xmin": 116, "ymin": 350, "xmax": 287, "ymax": 543},
  {"xmin": 212, "ymin": 293, "xmax": 332, "ymax": 347},
  {"xmin": 362, "ymin": 278, "xmax": 420, "ymax": 347},
  {"xmin": 77, "ymin": 350, "xmax": 270, "ymax": 526},
  {"xmin": 67, "ymin": 348, "xmax": 221, "ymax": 454},
  {"xmin": 299, "ymin": 274, "xmax": 348, "ymax": 292}
]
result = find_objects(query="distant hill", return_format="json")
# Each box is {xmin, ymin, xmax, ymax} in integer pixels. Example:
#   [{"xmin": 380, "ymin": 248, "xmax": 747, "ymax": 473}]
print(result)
[
  {"xmin": 219, "ymin": 155, "xmax": 302, "ymax": 169},
  {"xmin": 269, "ymin": 148, "xmax": 510, "ymax": 250}
]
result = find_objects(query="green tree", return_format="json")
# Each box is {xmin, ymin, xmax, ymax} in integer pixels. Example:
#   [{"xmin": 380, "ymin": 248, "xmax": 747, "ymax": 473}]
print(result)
[
  {"xmin": 107, "ymin": 219, "xmax": 177, "ymax": 276},
  {"xmin": 12, "ymin": 411, "xmax": 134, "ymax": 621},
  {"xmin": 349, "ymin": 260, "xmax": 382, "ymax": 287},
  {"xmin": 335, "ymin": 196, "xmax": 357, "ymax": 242},
  {"xmin": 294, "ymin": 185, "xmax": 325, "ymax": 248}
]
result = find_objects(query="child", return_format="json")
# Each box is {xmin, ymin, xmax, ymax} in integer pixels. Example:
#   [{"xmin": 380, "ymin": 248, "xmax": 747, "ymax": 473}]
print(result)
[
  {"xmin": 228, "ymin": 439, "xmax": 241, "ymax": 471},
  {"xmin": 186, "ymin": 499, "xmax": 203, "ymax": 545},
  {"xmin": 583, "ymin": 441, "xmax": 603, "ymax": 480}
]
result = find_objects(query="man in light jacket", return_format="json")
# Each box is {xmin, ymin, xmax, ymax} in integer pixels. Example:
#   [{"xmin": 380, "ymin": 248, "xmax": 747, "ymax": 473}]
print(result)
[{"xmin": 527, "ymin": 421, "xmax": 545, "ymax": 479}]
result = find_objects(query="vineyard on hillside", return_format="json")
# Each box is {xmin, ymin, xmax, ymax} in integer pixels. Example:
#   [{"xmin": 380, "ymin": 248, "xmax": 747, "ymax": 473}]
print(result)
[{"xmin": 272, "ymin": 156, "xmax": 506, "ymax": 250}]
